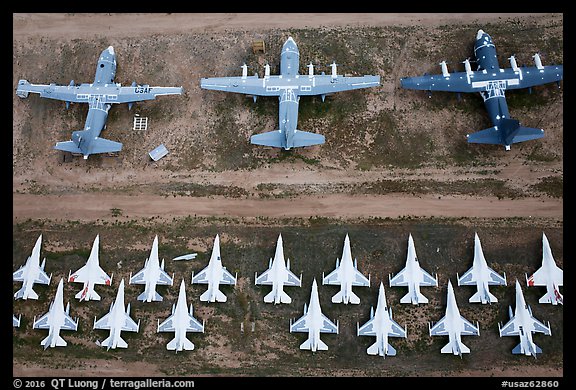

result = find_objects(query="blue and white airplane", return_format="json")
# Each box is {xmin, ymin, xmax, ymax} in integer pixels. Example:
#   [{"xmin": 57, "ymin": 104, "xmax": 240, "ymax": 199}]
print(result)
[
  {"xmin": 200, "ymin": 37, "xmax": 380, "ymax": 150},
  {"xmin": 400, "ymin": 29, "xmax": 563, "ymax": 150},
  {"xmin": 16, "ymin": 46, "xmax": 183, "ymax": 159}
]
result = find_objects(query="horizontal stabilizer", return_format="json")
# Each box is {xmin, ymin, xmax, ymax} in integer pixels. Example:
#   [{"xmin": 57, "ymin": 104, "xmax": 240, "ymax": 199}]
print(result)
[
  {"xmin": 250, "ymin": 130, "xmax": 285, "ymax": 148},
  {"xmin": 200, "ymin": 288, "xmax": 227, "ymax": 302},
  {"xmin": 441, "ymin": 341, "xmax": 469, "ymax": 354},
  {"xmin": 400, "ymin": 291, "xmax": 427, "ymax": 304},
  {"xmin": 15, "ymin": 287, "xmax": 37, "ymax": 300},
  {"xmin": 470, "ymin": 290, "xmax": 498, "ymax": 304},
  {"xmin": 138, "ymin": 291, "xmax": 163, "ymax": 302},
  {"xmin": 167, "ymin": 337, "xmax": 194, "ymax": 351},
  {"xmin": 291, "ymin": 130, "xmax": 326, "ymax": 148},
  {"xmin": 90, "ymin": 137, "xmax": 123, "ymax": 154},
  {"xmin": 54, "ymin": 141, "xmax": 83, "ymax": 154},
  {"xmin": 467, "ymin": 122, "xmax": 544, "ymax": 147},
  {"xmin": 332, "ymin": 290, "xmax": 360, "ymax": 304},
  {"xmin": 76, "ymin": 289, "xmax": 100, "ymax": 301},
  {"xmin": 300, "ymin": 337, "xmax": 328, "ymax": 351},
  {"xmin": 42, "ymin": 335, "xmax": 67, "ymax": 348},
  {"xmin": 101, "ymin": 335, "xmax": 128, "ymax": 349},
  {"xmin": 512, "ymin": 342, "xmax": 541, "ymax": 355},
  {"xmin": 264, "ymin": 290, "xmax": 292, "ymax": 304},
  {"xmin": 539, "ymin": 290, "xmax": 563, "ymax": 305}
]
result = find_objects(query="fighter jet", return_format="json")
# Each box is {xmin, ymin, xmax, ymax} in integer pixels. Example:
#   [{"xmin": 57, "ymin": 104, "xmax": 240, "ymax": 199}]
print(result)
[
  {"xmin": 129, "ymin": 235, "xmax": 174, "ymax": 302},
  {"xmin": 32, "ymin": 278, "xmax": 79, "ymax": 349},
  {"xmin": 13, "ymin": 314, "xmax": 21, "ymax": 328},
  {"xmin": 191, "ymin": 234, "xmax": 237, "ymax": 303},
  {"xmin": 389, "ymin": 233, "xmax": 438, "ymax": 304},
  {"xmin": 322, "ymin": 234, "xmax": 370, "ymax": 304},
  {"xmin": 200, "ymin": 36, "xmax": 380, "ymax": 150},
  {"xmin": 526, "ymin": 233, "xmax": 563, "ymax": 305},
  {"xmin": 157, "ymin": 280, "xmax": 205, "ymax": 352},
  {"xmin": 400, "ymin": 29, "xmax": 563, "ymax": 150},
  {"xmin": 16, "ymin": 46, "xmax": 183, "ymax": 159},
  {"xmin": 289, "ymin": 279, "xmax": 339, "ymax": 352},
  {"xmin": 357, "ymin": 282, "xmax": 407, "ymax": 358},
  {"xmin": 68, "ymin": 235, "xmax": 113, "ymax": 301},
  {"xmin": 255, "ymin": 234, "xmax": 302, "ymax": 304},
  {"xmin": 93, "ymin": 279, "xmax": 140, "ymax": 350},
  {"xmin": 498, "ymin": 280, "xmax": 552, "ymax": 358},
  {"xmin": 429, "ymin": 280, "xmax": 480, "ymax": 357},
  {"xmin": 13, "ymin": 234, "xmax": 52, "ymax": 300},
  {"xmin": 457, "ymin": 232, "xmax": 507, "ymax": 304}
]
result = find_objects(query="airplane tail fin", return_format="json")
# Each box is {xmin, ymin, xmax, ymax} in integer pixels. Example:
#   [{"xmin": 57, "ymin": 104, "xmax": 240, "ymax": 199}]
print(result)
[
  {"xmin": 467, "ymin": 119, "xmax": 543, "ymax": 148},
  {"xmin": 470, "ymin": 291, "xmax": 498, "ymax": 304},
  {"xmin": 167, "ymin": 337, "xmax": 194, "ymax": 351},
  {"xmin": 250, "ymin": 130, "xmax": 286, "ymax": 148},
  {"xmin": 291, "ymin": 130, "xmax": 326, "ymax": 148}
]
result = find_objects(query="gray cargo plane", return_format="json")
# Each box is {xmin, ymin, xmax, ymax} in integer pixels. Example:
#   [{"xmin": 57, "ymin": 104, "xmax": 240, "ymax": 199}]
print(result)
[
  {"xmin": 200, "ymin": 37, "xmax": 380, "ymax": 149},
  {"xmin": 16, "ymin": 46, "xmax": 183, "ymax": 159},
  {"xmin": 400, "ymin": 29, "xmax": 563, "ymax": 150}
]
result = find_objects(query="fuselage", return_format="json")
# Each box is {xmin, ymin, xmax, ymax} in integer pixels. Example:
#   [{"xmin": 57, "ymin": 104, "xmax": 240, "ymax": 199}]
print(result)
[
  {"xmin": 278, "ymin": 38, "xmax": 301, "ymax": 149},
  {"xmin": 514, "ymin": 284, "xmax": 538, "ymax": 355}
]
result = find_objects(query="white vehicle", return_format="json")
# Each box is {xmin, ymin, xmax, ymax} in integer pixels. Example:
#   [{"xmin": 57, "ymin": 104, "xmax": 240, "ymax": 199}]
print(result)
[
  {"xmin": 499, "ymin": 280, "xmax": 552, "ymax": 357},
  {"xmin": 33, "ymin": 278, "xmax": 79, "ymax": 349},
  {"xmin": 255, "ymin": 234, "xmax": 302, "ymax": 304},
  {"xmin": 457, "ymin": 233, "xmax": 507, "ymax": 304},
  {"xmin": 357, "ymin": 282, "xmax": 407, "ymax": 357},
  {"xmin": 290, "ymin": 279, "xmax": 339, "ymax": 352},
  {"xmin": 68, "ymin": 235, "xmax": 112, "ymax": 301},
  {"xmin": 191, "ymin": 234, "xmax": 237, "ymax": 302},
  {"xmin": 13, "ymin": 314, "xmax": 21, "ymax": 328},
  {"xmin": 130, "ymin": 235, "xmax": 174, "ymax": 302},
  {"xmin": 13, "ymin": 234, "xmax": 52, "ymax": 300},
  {"xmin": 389, "ymin": 233, "xmax": 438, "ymax": 304},
  {"xmin": 93, "ymin": 279, "xmax": 140, "ymax": 350},
  {"xmin": 157, "ymin": 280, "xmax": 205, "ymax": 352},
  {"xmin": 526, "ymin": 233, "xmax": 563, "ymax": 305},
  {"xmin": 322, "ymin": 234, "xmax": 370, "ymax": 304},
  {"xmin": 429, "ymin": 280, "xmax": 480, "ymax": 357}
]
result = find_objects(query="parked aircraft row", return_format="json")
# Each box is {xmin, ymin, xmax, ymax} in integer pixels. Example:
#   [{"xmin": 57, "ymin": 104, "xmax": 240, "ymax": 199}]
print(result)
[
  {"xmin": 15, "ymin": 30, "xmax": 563, "ymax": 158},
  {"xmin": 14, "ymin": 231, "xmax": 562, "ymax": 357}
]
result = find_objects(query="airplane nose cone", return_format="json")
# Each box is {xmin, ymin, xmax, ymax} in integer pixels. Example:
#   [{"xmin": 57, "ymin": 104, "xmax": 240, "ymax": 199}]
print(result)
[{"xmin": 476, "ymin": 30, "xmax": 485, "ymax": 40}]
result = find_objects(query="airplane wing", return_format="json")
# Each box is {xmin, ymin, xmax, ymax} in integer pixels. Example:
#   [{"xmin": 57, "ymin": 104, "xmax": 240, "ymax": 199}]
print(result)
[
  {"xmin": 460, "ymin": 316, "xmax": 480, "ymax": 336},
  {"xmin": 122, "ymin": 313, "xmax": 140, "ymax": 332},
  {"xmin": 322, "ymin": 268, "xmax": 341, "ymax": 285},
  {"xmin": 529, "ymin": 313, "xmax": 552, "ymax": 335},
  {"xmin": 352, "ymin": 269, "xmax": 370, "ymax": 287},
  {"xmin": 285, "ymin": 269, "xmax": 302, "ymax": 287},
  {"xmin": 93, "ymin": 312, "xmax": 112, "ymax": 330},
  {"xmin": 499, "ymin": 316, "xmax": 519, "ymax": 337},
  {"xmin": 389, "ymin": 320, "xmax": 407, "ymax": 338},
  {"xmin": 61, "ymin": 313, "xmax": 79, "ymax": 331},
  {"xmin": 457, "ymin": 267, "xmax": 476, "ymax": 285},
  {"xmin": 13, "ymin": 264, "xmax": 51, "ymax": 285},
  {"xmin": 156, "ymin": 269, "xmax": 173, "ymax": 285},
  {"xmin": 389, "ymin": 268, "xmax": 409, "ymax": 287},
  {"xmin": 32, "ymin": 312, "xmax": 51, "ymax": 329},
  {"xmin": 16, "ymin": 80, "xmax": 84, "ymax": 102},
  {"xmin": 486, "ymin": 267, "xmax": 507, "ymax": 285},
  {"xmin": 401, "ymin": 65, "xmax": 562, "ymax": 93},
  {"xmin": 357, "ymin": 317, "xmax": 376, "ymax": 336},
  {"xmin": 115, "ymin": 86, "xmax": 183, "ymax": 104},
  {"xmin": 191, "ymin": 267, "xmax": 209, "ymax": 284},
  {"xmin": 458, "ymin": 266, "xmax": 506, "ymax": 286},
  {"xmin": 290, "ymin": 314, "xmax": 309, "ymax": 333},
  {"xmin": 429, "ymin": 316, "xmax": 449, "ymax": 336},
  {"xmin": 70, "ymin": 264, "xmax": 111, "ymax": 285},
  {"xmin": 12, "ymin": 265, "xmax": 27, "ymax": 281},
  {"xmin": 220, "ymin": 268, "xmax": 237, "ymax": 285},
  {"xmin": 255, "ymin": 268, "xmax": 273, "ymax": 285},
  {"xmin": 420, "ymin": 267, "xmax": 438, "ymax": 286},
  {"xmin": 129, "ymin": 267, "xmax": 147, "ymax": 285},
  {"xmin": 297, "ymin": 75, "xmax": 380, "ymax": 96},
  {"xmin": 527, "ymin": 266, "xmax": 563, "ymax": 287},
  {"xmin": 200, "ymin": 76, "xmax": 280, "ymax": 96},
  {"xmin": 186, "ymin": 315, "xmax": 204, "ymax": 332},
  {"xmin": 320, "ymin": 314, "xmax": 339, "ymax": 334}
]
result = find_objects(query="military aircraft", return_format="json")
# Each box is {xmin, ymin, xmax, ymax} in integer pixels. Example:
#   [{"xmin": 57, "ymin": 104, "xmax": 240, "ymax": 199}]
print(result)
[
  {"xmin": 200, "ymin": 36, "xmax": 380, "ymax": 150},
  {"xmin": 129, "ymin": 235, "xmax": 174, "ymax": 302},
  {"xmin": 526, "ymin": 233, "xmax": 563, "ymax": 305},
  {"xmin": 322, "ymin": 234, "xmax": 370, "ymax": 304},
  {"xmin": 13, "ymin": 234, "xmax": 52, "ymax": 300},
  {"xmin": 255, "ymin": 234, "xmax": 302, "ymax": 304},
  {"xmin": 191, "ymin": 234, "xmax": 237, "ymax": 303},
  {"xmin": 498, "ymin": 280, "xmax": 552, "ymax": 358},
  {"xmin": 357, "ymin": 282, "xmax": 407, "ymax": 358},
  {"xmin": 400, "ymin": 29, "xmax": 563, "ymax": 150},
  {"xmin": 429, "ymin": 280, "xmax": 480, "ymax": 357},
  {"xmin": 157, "ymin": 280, "xmax": 205, "ymax": 352},
  {"xmin": 15, "ymin": 46, "xmax": 183, "ymax": 159},
  {"xmin": 457, "ymin": 232, "xmax": 507, "ymax": 304},
  {"xmin": 68, "ymin": 235, "xmax": 113, "ymax": 301},
  {"xmin": 32, "ymin": 278, "xmax": 79, "ymax": 349},
  {"xmin": 389, "ymin": 233, "xmax": 438, "ymax": 304},
  {"xmin": 13, "ymin": 314, "xmax": 22, "ymax": 328},
  {"xmin": 93, "ymin": 279, "xmax": 140, "ymax": 350},
  {"xmin": 289, "ymin": 279, "xmax": 339, "ymax": 352}
]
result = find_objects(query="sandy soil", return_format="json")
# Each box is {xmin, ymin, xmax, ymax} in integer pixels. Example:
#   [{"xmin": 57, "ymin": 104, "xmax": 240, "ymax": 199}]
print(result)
[{"xmin": 12, "ymin": 13, "xmax": 563, "ymax": 379}]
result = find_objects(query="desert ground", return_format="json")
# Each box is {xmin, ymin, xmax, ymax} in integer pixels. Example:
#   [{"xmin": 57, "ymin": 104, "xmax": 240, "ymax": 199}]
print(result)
[{"xmin": 13, "ymin": 13, "xmax": 563, "ymax": 379}]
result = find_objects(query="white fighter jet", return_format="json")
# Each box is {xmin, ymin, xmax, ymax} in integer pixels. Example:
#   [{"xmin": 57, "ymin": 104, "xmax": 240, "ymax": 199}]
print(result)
[
  {"xmin": 13, "ymin": 314, "xmax": 21, "ymax": 328},
  {"xmin": 322, "ymin": 234, "xmax": 370, "ymax": 304},
  {"xmin": 68, "ymin": 235, "xmax": 113, "ymax": 301},
  {"xmin": 255, "ymin": 234, "xmax": 302, "ymax": 304},
  {"xmin": 498, "ymin": 280, "xmax": 552, "ymax": 358},
  {"xmin": 526, "ymin": 233, "xmax": 563, "ymax": 305},
  {"xmin": 191, "ymin": 234, "xmax": 237, "ymax": 303},
  {"xmin": 93, "ymin": 279, "xmax": 140, "ymax": 350},
  {"xmin": 13, "ymin": 234, "xmax": 52, "ymax": 300},
  {"xmin": 33, "ymin": 278, "xmax": 79, "ymax": 349},
  {"xmin": 457, "ymin": 232, "xmax": 507, "ymax": 304},
  {"xmin": 429, "ymin": 280, "xmax": 480, "ymax": 357},
  {"xmin": 289, "ymin": 279, "xmax": 339, "ymax": 352},
  {"xmin": 157, "ymin": 280, "xmax": 205, "ymax": 352},
  {"xmin": 389, "ymin": 233, "xmax": 438, "ymax": 304},
  {"xmin": 130, "ymin": 235, "xmax": 174, "ymax": 302},
  {"xmin": 357, "ymin": 282, "xmax": 407, "ymax": 357}
]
